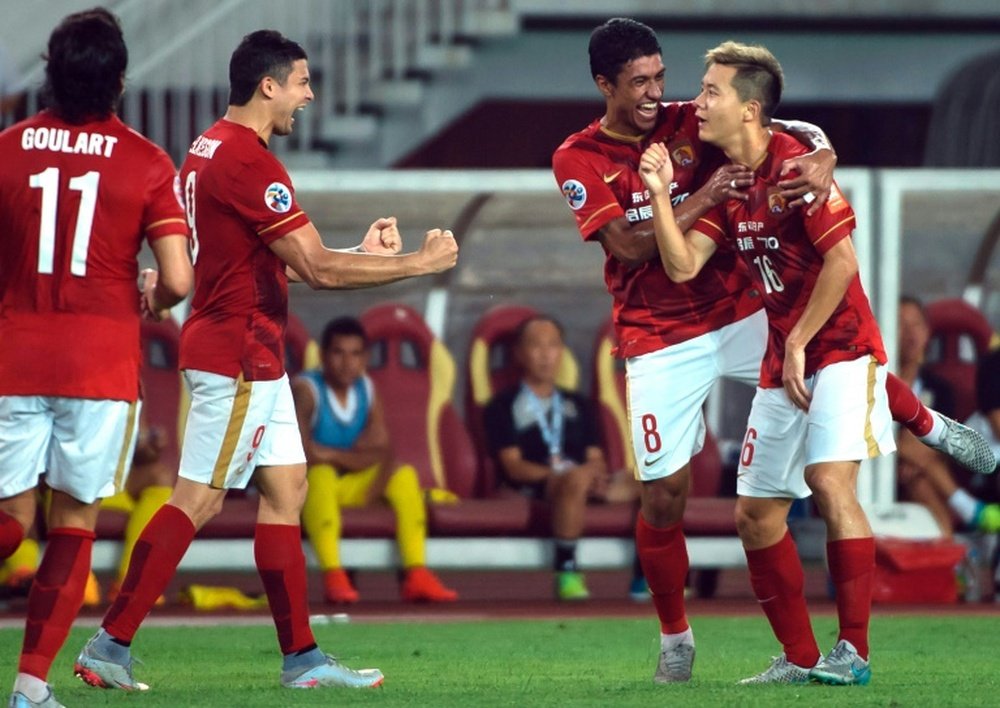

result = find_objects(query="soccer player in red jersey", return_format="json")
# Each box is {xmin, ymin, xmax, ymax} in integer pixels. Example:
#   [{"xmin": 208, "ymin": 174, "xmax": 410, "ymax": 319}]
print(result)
[
  {"xmin": 553, "ymin": 19, "xmax": 995, "ymax": 685},
  {"xmin": 639, "ymin": 40, "xmax": 895, "ymax": 686},
  {"xmin": 0, "ymin": 9, "xmax": 193, "ymax": 707},
  {"xmin": 75, "ymin": 30, "xmax": 457, "ymax": 692},
  {"xmin": 552, "ymin": 18, "xmax": 837, "ymax": 683}
]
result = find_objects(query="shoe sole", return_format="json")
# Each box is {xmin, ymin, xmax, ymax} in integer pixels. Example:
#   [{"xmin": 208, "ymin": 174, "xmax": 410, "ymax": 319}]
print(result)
[
  {"xmin": 74, "ymin": 663, "xmax": 150, "ymax": 691},
  {"xmin": 810, "ymin": 670, "xmax": 871, "ymax": 686},
  {"xmin": 283, "ymin": 674, "xmax": 385, "ymax": 689}
]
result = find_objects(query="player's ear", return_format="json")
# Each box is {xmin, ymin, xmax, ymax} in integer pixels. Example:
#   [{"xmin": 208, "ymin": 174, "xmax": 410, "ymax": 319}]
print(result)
[
  {"xmin": 743, "ymin": 99, "xmax": 761, "ymax": 124},
  {"xmin": 259, "ymin": 75, "xmax": 276, "ymax": 99},
  {"xmin": 595, "ymin": 74, "xmax": 613, "ymax": 98}
]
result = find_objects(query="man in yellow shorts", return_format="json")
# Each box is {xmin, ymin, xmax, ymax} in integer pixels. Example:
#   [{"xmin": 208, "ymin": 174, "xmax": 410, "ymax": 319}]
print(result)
[{"xmin": 292, "ymin": 316, "xmax": 457, "ymax": 603}]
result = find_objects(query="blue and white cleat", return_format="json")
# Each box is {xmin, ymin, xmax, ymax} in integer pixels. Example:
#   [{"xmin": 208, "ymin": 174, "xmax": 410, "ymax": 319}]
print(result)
[
  {"xmin": 74, "ymin": 630, "xmax": 150, "ymax": 691},
  {"xmin": 8, "ymin": 687, "xmax": 65, "ymax": 708},
  {"xmin": 653, "ymin": 641, "xmax": 695, "ymax": 683},
  {"xmin": 280, "ymin": 654, "xmax": 384, "ymax": 689},
  {"xmin": 739, "ymin": 654, "xmax": 815, "ymax": 685},
  {"xmin": 810, "ymin": 639, "xmax": 871, "ymax": 686},
  {"xmin": 932, "ymin": 413, "xmax": 997, "ymax": 475}
]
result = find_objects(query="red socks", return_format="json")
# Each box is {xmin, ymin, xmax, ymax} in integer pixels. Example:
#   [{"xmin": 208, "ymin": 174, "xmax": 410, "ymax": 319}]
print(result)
[
  {"xmin": 104, "ymin": 504, "xmax": 196, "ymax": 643},
  {"xmin": 635, "ymin": 515, "xmax": 689, "ymax": 634},
  {"xmin": 745, "ymin": 531, "xmax": 820, "ymax": 667},
  {"xmin": 254, "ymin": 523, "xmax": 315, "ymax": 654},
  {"xmin": 19, "ymin": 528, "xmax": 94, "ymax": 680},
  {"xmin": 0, "ymin": 509, "xmax": 24, "ymax": 559},
  {"xmin": 827, "ymin": 537, "xmax": 875, "ymax": 659},
  {"xmin": 885, "ymin": 372, "xmax": 934, "ymax": 436}
]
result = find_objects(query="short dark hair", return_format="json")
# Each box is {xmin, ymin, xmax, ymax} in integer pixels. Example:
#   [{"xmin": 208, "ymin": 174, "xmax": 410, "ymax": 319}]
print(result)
[
  {"xmin": 588, "ymin": 18, "xmax": 661, "ymax": 82},
  {"xmin": 228, "ymin": 30, "xmax": 307, "ymax": 106},
  {"xmin": 899, "ymin": 294, "xmax": 927, "ymax": 316},
  {"xmin": 704, "ymin": 41, "xmax": 784, "ymax": 122},
  {"xmin": 321, "ymin": 316, "xmax": 368, "ymax": 351},
  {"xmin": 43, "ymin": 7, "xmax": 127, "ymax": 124},
  {"xmin": 514, "ymin": 315, "xmax": 565, "ymax": 347}
]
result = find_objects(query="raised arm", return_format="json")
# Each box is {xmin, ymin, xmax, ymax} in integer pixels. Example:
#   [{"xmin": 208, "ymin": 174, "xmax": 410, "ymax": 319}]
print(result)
[
  {"xmin": 596, "ymin": 162, "xmax": 752, "ymax": 268},
  {"xmin": 272, "ymin": 220, "xmax": 457, "ymax": 290},
  {"xmin": 772, "ymin": 118, "xmax": 837, "ymax": 216},
  {"xmin": 782, "ymin": 236, "xmax": 859, "ymax": 410},
  {"xmin": 639, "ymin": 143, "xmax": 719, "ymax": 282}
]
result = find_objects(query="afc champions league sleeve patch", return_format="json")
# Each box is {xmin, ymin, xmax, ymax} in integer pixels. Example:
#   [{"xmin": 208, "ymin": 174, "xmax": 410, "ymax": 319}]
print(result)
[
  {"xmin": 561, "ymin": 179, "xmax": 587, "ymax": 211},
  {"xmin": 173, "ymin": 175, "xmax": 185, "ymax": 210},
  {"xmin": 264, "ymin": 182, "xmax": 293, "ymax": 213}
]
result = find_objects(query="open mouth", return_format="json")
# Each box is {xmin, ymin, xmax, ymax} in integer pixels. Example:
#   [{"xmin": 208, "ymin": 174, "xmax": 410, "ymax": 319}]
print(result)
[{"xmin": 637, "ymin": 102, "xmax": 658, "ymax": 118}]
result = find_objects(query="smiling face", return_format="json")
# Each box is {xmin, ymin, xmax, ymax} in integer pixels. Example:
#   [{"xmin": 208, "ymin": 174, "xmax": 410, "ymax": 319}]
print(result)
[
  {"xmin": 268, "ymin": 58, "xmax": 313, "ymax": 136},
  {"xmin": 694, "ymin": 62, "xmax": 747, "ymax": 148},
  {"xmin": 598, "ymin": 53, "xmax": 664, "ymax": 137}
]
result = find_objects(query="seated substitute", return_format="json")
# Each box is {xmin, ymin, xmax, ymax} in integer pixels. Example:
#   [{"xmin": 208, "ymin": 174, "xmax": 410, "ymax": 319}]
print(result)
[
  {"xmin": 895, "ymin": 296, "xmax": 999, "ymax": 536},
  {"xmin": 293, "ymin": 316, "xmax": 457, "ymax": 604},
  {"xmin": 483, "ymin": 315, "xmax": 609, "ymax": 601}
]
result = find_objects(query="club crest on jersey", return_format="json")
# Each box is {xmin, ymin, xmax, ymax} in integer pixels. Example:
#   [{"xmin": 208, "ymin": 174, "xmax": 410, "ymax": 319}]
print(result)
[
  {"xmin": 264, "ymin": 182, "xmax": 292, "ymax": 213},
  {"xmin": 561, "ymin": 179, "xmax": 587, "ymax": 210},
  {"xmin": 766, "ymin": 187, "xmax": 787, "ymax": 215},
  {"xmin": 667, "ymin": 138, "xmax": 698, "ymax": 168}
]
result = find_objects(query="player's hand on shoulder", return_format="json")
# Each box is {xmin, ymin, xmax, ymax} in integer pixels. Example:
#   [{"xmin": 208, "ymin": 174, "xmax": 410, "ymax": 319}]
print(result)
[
  {"xmin": 138, "ymin": 268, "xmax": 171, "ymax": 322},
  {"xmin": 363, "ymin": 216, "xmax": 403, "ymax": 254},
  {"xmin": 638, "ymin": 142, "xmax": 674, "ymax": 195},
  {"xmin": 418, "ymin": 228, "xmax": 458, "ymax": 273},
  {"xmin": 706, "ymin": 163, "xmax": 753, "ymax": 204},
  {"xmin": 778, "ymin": 148, "xmax": 836, "ymax": 216}
]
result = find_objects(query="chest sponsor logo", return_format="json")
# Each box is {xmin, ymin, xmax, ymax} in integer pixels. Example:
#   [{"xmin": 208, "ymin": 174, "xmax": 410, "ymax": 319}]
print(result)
[
  {"xmin": 561, "ymin": 179, "xmax": 587, "ymax": 210},
  {"xmin": 264, "ymin": 182, "xmax": 292, "ymax": 213},
  {"xmin": 667, "ymin": 137, "xmax": 698, "ymax": 168}
]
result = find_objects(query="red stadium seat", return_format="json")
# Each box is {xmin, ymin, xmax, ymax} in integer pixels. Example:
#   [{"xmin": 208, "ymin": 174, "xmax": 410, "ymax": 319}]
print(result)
[
  {"xmin": 139, "ymin": 317, "xmax": 183, "ymax": 472},
  {"xmin": 360, "ymin": 302, "xmax": 478, "ymax": 498},
  {"xmin": 924, "ymin": 298, "xmax": 998, "ymax": 421}
]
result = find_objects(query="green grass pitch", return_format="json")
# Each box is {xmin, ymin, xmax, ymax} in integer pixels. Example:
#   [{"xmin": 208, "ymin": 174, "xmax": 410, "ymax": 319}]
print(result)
[{"xmin": 1, "ymin": 614, "xmax": 997, "ymax": 706}]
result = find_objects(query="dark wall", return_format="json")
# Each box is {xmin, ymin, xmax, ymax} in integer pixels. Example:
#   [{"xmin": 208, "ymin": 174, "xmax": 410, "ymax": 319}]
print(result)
[{"xmin": 396, "ymin": 99, "xmax": 931, "ymax": 169}]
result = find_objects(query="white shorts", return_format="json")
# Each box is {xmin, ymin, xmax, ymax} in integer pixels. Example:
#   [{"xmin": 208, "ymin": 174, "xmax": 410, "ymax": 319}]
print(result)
[
  {"xmin": 0, "ymin": 396, "xmax": 140, "ymax": 503},
  {"xmin": 626, "ymin": 309, "xmax": 766, "ymax": 481},
  {"xmin": 736, "ymin": 356, "xmax": 896, "ymax": 499},
  {"xmin": 178, "ymin": 371, "xmax": 306, "ymax": 490}
]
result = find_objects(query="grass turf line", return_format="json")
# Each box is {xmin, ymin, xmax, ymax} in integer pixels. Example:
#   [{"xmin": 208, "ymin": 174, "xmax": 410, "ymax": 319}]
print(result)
[{"xmin": 0, "ymin": 615, "xmax": 997, "ymax": 706}]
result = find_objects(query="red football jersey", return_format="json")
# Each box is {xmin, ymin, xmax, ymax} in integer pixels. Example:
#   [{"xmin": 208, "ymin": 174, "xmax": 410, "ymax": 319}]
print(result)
[
  {"xmin": 178, "ymin": 120, "xmax": 309, "ymax": 381},
  {"xmin": 0, "ymin": 110, "xmax": 187, "ymax": 400},
  {"xmin": 552, "ymin": 101, "xmax": 761, "ymax": 358},
  {"xmin": 695, "ymin": 131, "xmax": 886, "ymax": 387}
]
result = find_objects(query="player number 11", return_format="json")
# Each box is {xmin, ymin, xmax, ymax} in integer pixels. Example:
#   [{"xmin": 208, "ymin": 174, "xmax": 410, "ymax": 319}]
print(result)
[{"xmin": 29, "ymin": 167, "xmax": 100, "ymax": 277}]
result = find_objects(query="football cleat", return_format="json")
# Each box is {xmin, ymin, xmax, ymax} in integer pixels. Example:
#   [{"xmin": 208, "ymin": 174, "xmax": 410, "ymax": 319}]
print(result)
[
  {"xmin": 556, "ymin": 571, "xmax": 590, "ymax": 601},
  {"xmin": 323, "ymin": 569, "xmax": 360, "ymax": 604},
  {"xmin": 74, "ymin": 630, "xmax": 150, "ymax": 691},
  {"xmin": 7, "ymin": 687, "xmax": 65, "ymax": 708},
  {"xmin": 400, "ymin": 567, "xmax": 458, "ymax": 602},
  {"xmin": 810, "ymin": 639, "xmax": 871, "ymax": 686},
  {"xmin": 654, "ymin": 641, "xmax": 695, "ymax": 683},
  {"xmin": 739, "ymin": 654, "xmax": 815, "ymax": 685},
  {"xmin": 931, "ymin": 414, "xmax": 998, "ymax": 475},
  {"xmin": 280, "ymin": 654, "xmax": 384, "ymax": 689}
]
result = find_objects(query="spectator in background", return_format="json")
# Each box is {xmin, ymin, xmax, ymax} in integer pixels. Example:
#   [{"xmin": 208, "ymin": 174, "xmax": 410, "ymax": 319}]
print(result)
[
  {"xmin": 895, "ymin": 296, "xmax": 999, "ymax": 536},
  {"xmin": 484, "ymin": 315, "xmax": 609, "ymax": 601},
  {"xmin": 293, "ymin": 316, "xmax": 457, "ymax": 604}
]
